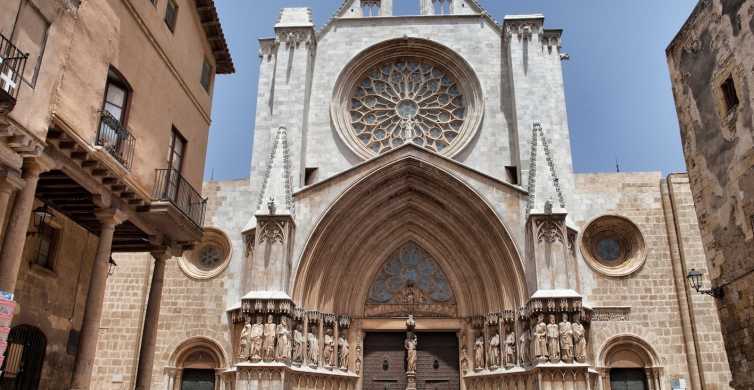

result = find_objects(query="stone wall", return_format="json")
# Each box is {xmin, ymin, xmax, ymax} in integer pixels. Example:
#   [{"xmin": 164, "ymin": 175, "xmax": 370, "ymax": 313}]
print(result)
[
  {"xmin": 10, "ymin": 202, "xmax": 99, "ymax": 389},
  {"xmin": 667, "ymin": 0, "xmax": 754, "ymax": 387},
  {"xmin": 574, "ymin": 172, "xmax": 732, "ymax": 389},
  {"xmin": 91, "ymin": 178, "xmax": 253, "ymax": 390}
]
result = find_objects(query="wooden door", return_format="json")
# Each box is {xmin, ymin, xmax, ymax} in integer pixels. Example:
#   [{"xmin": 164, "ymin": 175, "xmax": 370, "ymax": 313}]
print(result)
[
  {"xmin": 415, "ymin": 333, "xmax": 459, "ymax": 390},
  {"xmin": 363, "ymin": 332, "xmax": 460, "ymax": 390},
  {"xmin": 610, "ymin": 368, "xmax": 647, "ymax": 390},
  {"xmin": 364, "ymin": 332, "xmax": 407, "ymax": 390}
]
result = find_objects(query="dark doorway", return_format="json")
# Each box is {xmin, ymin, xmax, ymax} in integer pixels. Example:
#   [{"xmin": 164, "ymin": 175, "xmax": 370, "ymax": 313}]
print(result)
[
  {"xmin": 363, "ymin": 332, "xmax": 459, "ymax": 390},
  {"xmin": 181, "ymin": 368, "xmax": 215, "ymax": 390},
  {"xmin": 0, "ymin": 325, "xmax": 47, "ymax": 390},
  {"xmin": 610, "ymin": 368, "xmax": 647, "ymax": 390}
]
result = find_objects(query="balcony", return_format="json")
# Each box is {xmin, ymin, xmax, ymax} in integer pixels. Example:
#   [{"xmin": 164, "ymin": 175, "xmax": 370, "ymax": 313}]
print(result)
[
  {"xmin": 97, "ymin": 111, "xmax": 136, "ymax": 169},
  {"xmin": 0, "ymin": 33, "xmax": 27, "ymax": 113},
  {"xmin": 153, "ymin": 168, "xmax": 206, "ymax": 229}
]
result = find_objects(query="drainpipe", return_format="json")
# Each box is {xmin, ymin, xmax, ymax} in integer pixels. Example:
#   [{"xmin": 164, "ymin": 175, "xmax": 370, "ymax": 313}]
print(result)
[{"xmin": 662, "ymin": 173, "xmax": 705, "ymax": 389}]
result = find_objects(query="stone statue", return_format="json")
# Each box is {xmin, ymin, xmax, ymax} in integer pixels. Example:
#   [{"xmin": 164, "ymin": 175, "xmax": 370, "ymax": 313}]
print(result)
[
  {"xmin": 307, "ymin": 328, "xmax": 319, "ymax": 367},
  {"xmin": 263, "ymin": 314, "xmax": 277, "ymax": 360},
  {"xmin": 355, "ymin": 345, "xmax": 362, "ymax": 375},
  {"xmin": 239, "ymin": 318, "xmax": 252, "ymax": 360},
  {"xmin": 546, "ymin": 314, "xmax": 560, "ymax": 363},
  {"xmin": 504, "ymin": 328, "xmax": 516, "ymax": 368},
  {"xmin": 460, "ymin": 346, "xmax": 470, "ymax": 374},
  {"xmin": 519, "ymin": 327, "xmax": 530, "ymax": 365},
  {"xmin": 323, "ymin": 328, "xmax": 336, "ymax": 368},
  {"xmin": 292, "ymin": 324, "xmax": 305, "ymax": 364},
  {"xmin": 405, "ymin": 331, "xmax": 418, "ymax": 373},
  {"xmin": 572, "ymin": 316, "xmax": 587, "ymax": 363},
  {"xmin": 338, "ymin": 334, "xmax": 350, "ymax": 370},
  {"xmin": 250, "ymin": 316, "xmax": 264, "ymax": 361},
  {"xmin": 276, "ymin": 317, "xmax": 291, "ymax": 361},
  {"xmin": 559, "ymin": 313, "xmax": 574, "ymax": 363},
  {"xmin": 488, "ymin": 330, "xmax": 500, "ymax": 369},
  {"xmin": 473, "ymin": 334, "xmax": 485, "ymax": 370},
  {"xmin": 533, "ymin": 315, "xmax": 547, "ymax": 363}
]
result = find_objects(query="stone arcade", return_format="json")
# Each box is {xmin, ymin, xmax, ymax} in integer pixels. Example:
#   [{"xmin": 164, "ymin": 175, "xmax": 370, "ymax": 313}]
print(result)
[{"xmin": 92, "ymin": 2, "xmax": 734, "ymax": 390}]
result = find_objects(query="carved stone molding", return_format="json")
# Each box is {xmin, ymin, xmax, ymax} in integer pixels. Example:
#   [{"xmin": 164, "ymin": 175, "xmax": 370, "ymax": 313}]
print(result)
[
  {"xmin": 535, "ymin": 217, "xmax": 565, "ymax": 244},
  {"xmin": 259, "ymin": 220, "xmax": 286, "ymax": 244},
  {"xmin": 275, "ymin": 28, "xmax": 315, "ymax": 48},
  {"xmin": 591, "ymin": 307, "xmax": 630, "ymax": 322}
]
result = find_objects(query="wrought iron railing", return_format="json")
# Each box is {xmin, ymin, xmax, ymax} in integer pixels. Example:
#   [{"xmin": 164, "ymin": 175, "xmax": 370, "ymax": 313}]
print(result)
[
  {"xmin": 97, "ymin": 111, "xmax": 136, "ymax": 169},
  {"xmin": 0, "ymin": 33, "xmax": 27, "ymax": 102},
  {"xmin": 153, "ymin": 168, "xmax": 206, "ymax": 227}
]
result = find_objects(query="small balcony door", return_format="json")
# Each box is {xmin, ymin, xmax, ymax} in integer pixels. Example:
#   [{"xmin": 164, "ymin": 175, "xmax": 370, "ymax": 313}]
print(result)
[{"xmin": 165, "ymin": 128, "xmax": 186, "ymax": 202}]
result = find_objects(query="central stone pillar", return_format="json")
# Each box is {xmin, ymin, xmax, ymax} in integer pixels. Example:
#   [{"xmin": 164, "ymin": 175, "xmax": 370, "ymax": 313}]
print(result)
[
  {"xmin": 70, "ymin": 208, "xmax": 126, "ymax": 390},
  {"xmin": 134, "ymin": 250, "xmax": 173, "ymax": 390}
]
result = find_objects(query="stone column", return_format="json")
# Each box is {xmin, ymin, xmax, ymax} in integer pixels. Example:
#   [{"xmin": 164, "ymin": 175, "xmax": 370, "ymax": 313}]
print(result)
[
  {"xmin": 69, "ymin": 209, "xmax": 125, "ymax": 390},
  {"xmin": 134, "ymin": 250, "xmax": 171, "ymax": 390},
  {"xmin": 0, "ymin": 168, "xmax": 23, "ymax": 241},
  {"xmin": 0, "ymin": 160, "xmax": 43, "ymax": 293}
]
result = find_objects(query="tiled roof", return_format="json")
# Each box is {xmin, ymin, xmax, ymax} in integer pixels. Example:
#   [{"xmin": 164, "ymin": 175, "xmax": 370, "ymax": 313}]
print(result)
[{"xmin": 194, "ymin": 0, "xmax": 235, "ymax": 74}]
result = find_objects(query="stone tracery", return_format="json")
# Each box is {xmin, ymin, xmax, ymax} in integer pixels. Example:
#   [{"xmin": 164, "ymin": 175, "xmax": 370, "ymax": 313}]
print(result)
[{"xmin": 349, "ymin": 59, "xmax": 466, "ymax": 154}]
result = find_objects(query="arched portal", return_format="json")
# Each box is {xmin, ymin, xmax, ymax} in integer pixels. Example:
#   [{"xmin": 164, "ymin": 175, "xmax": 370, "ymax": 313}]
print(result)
[
  {"xmin": 292, "ymin": 155, "xmax": 528, "ymax": 317},
  {"xmin": 167, "ymin": 337, "xmax": 228, "ymax": 390},
  {"xmin": 597, "ymin": 335, "xmax": 663, "ymax": 390}
]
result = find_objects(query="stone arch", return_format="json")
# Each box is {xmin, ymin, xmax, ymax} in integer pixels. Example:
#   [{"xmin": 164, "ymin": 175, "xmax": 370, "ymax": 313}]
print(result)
[
  {"xmin": 169, "ymin": 336, "xmax": 229, "ymax": 369},
  {"xmin": 166, "ymin": 337, "xmax": 230, "ymax": 390},
  {"xmin": 292, "ymin": 154, "xmax": 528, "ymax": 317},
  {"xmin": 598, "ymin": 334, "xmax": 660, "ymax": 368},
  {"xmin": 597, "ymin": 334, "xmax": 663, "ymax": 390}
]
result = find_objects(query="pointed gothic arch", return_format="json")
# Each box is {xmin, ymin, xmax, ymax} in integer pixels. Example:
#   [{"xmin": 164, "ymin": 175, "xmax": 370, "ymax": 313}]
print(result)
[{"xmin": 292, "ymin": 153, "xmax": 528, "ymax": 316}]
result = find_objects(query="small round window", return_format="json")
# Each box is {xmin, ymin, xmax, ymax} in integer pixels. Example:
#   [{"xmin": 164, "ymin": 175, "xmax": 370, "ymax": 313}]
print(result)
[
  {"xmin": 580, "ymin": 215, "xmax": 646, "ymax": 277},
  {"xmin": 178, "ymin": 228, "xmax": 232, "ymax": 280},
  {"xmin": 198, "ymin": 245, "xmax": 222, "ymax": 269}
]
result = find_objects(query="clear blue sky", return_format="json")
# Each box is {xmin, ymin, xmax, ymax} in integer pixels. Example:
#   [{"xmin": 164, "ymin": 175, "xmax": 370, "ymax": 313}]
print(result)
[{"xmin": 205, "ymin": 0, "xmax": 697, "ymax": 181}]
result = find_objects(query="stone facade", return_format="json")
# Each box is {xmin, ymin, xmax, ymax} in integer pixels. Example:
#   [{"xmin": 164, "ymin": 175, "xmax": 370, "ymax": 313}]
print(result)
[
  {"xmin": 96, "ymin": 2, "xmax": 732, "ymax": 390},
  {"xmin": 667, "ymin": 0, "xmax": 754, "ymax": 388}
]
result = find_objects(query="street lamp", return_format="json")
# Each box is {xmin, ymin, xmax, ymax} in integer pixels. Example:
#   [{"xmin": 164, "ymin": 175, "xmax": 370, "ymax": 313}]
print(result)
[
  {"xmin": 686, "ymin": 268, "xmax": 724, "ymax": 298},
  {"xmin": 108, "ymin": 256, "xmax": 118, "ymax": 276},
  {"xmin": 27, "ymin": 204, "xmax": 54, "ymax": 236}
]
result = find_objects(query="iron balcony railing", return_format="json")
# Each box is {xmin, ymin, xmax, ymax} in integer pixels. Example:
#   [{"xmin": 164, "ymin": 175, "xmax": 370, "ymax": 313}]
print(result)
[
  {"xmin": 153, "ymin": 168, "xmax": 206, "ymax": 228},
  {"xmin": 0, "ymin": 33, "xmax": 27, "ymax": 103},
  {"xmin": 97, "ymin": 111, "xmax": 136, "ymax": 169}
]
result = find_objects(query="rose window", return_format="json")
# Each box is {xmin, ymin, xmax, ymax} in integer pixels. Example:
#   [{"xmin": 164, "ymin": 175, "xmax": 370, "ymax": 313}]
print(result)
[{"xmin": 349, "ymin": 59, "xmax": 466, "ymax": 154}]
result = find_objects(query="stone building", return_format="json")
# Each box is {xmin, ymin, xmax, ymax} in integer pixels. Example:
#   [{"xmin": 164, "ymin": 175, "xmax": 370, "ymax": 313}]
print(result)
[
  {"xmin": 0, "ymin": 0, "xmax": 233, "ymax": 389},
  {"xmin": 95, "ymin": 1, "xmax": 732, "ymax": 390},
  {"xmin": 667, "ymin": 0, "xmax": 754, "ymax": 388}
]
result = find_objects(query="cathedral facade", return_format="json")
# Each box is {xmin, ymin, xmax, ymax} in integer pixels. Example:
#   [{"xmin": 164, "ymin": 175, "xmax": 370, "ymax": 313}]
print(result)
[{"xmin": 93, "ymin": 2, "xmax": 733, "ymax": 390}]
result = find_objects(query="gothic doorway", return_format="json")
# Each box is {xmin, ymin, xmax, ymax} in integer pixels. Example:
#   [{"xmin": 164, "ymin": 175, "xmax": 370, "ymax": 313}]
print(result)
[{"xmin": 363, "ymin": 332, "xmax": 459, "ymax": 390}]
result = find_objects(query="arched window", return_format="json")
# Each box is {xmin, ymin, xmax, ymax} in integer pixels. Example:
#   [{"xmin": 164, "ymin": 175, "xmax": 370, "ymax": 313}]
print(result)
[
  {"xmin": 0, "ymin": 325, "xmax": 47, "ymax": 390},
  {"xmin": 167, "ymin": 337, "xmax": 228, "ymax": 390}
]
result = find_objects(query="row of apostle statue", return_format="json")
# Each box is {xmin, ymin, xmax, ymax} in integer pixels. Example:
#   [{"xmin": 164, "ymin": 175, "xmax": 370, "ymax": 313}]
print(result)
[
  {"xmin": 464, "ymin": 312, "xmax": 587, "ymax": 372},
  {"xmin": 239, "ymin": 315, "xmax": 351, "ymax": 371}
]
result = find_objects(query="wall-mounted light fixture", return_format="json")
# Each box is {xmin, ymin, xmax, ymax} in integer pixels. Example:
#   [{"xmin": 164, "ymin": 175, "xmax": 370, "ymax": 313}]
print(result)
[
  {"xmin": 687, "ymin": 268, "xmax": 724, "ymax": 298},
  {"xmin": 108, "ymin": 256, "xmax": 118, "ymax": 277},
  {"xmin": 27, "ymin": 204, "xmax": 54, "ymax": 236}
]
